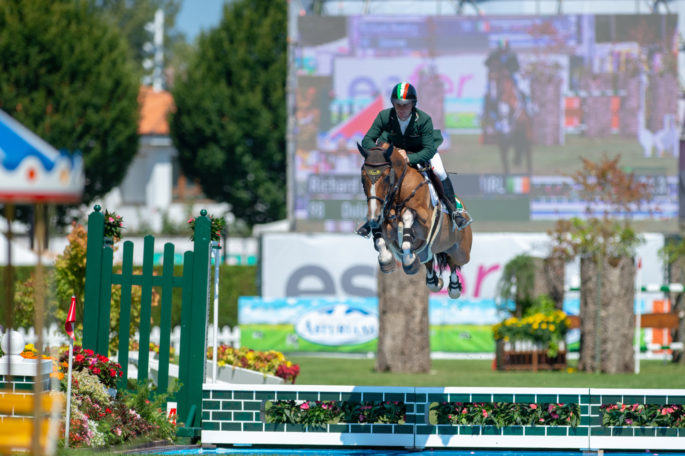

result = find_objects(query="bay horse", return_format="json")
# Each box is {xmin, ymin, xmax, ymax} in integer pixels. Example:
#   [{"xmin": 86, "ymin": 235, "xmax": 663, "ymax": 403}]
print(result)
[
  {"xmin": 493, "ymin": 71, "xmax": 533, "ymax": 178},
  {"xmin": 358, "ymin": 142, "xmax": 472, "ymax": 298}
]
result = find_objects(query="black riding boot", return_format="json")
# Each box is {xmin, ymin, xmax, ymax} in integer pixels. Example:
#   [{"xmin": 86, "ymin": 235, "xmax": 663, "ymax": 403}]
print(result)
[{"xmin": 441, "ymin": 178, "xmax": 468, "ymax": 230}]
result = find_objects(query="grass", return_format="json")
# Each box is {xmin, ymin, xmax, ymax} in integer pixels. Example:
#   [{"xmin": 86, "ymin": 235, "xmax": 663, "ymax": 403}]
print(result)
[
  {"xmin": 289, "ymin": 356, "xmax": 685, "ymax": 389},
  {"xmin": 441, "ymin": 133, "xmax": 677, "ymax": 176}
]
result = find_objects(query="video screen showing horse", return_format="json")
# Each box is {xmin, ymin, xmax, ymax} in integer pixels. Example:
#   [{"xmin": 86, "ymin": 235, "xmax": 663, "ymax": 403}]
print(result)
[{"xmin": 292, "ymin": 14, "xmax": 679, "ymax": 231}]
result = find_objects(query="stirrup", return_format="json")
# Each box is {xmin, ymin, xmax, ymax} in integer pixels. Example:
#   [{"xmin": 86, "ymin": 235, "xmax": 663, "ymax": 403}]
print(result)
[{"xmin": 451, "ymin": 211, "xmax": 472, "ymax": 232}]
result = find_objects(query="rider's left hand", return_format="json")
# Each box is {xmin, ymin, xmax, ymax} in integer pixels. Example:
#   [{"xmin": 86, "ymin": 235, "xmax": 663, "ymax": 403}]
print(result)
[{"xmin": 397, "ymin": 149, "xmax": 409, "ymax": 163}]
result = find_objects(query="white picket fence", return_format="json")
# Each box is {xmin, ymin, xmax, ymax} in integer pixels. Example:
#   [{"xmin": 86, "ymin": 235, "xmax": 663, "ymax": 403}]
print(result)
[{"xmin": 7, "ymin": 323, "xmax": 241, "ymax": 351}]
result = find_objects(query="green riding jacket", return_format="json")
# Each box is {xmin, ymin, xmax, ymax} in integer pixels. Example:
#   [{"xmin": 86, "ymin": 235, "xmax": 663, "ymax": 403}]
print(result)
[{"xmin": 361, "ymin": 107, "xmax": 441, "ymax": 165}]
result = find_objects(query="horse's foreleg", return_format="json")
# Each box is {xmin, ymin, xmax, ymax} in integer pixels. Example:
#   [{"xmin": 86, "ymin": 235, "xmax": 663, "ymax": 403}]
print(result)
[
  {"xmin": 447, "ymin": 257, "xmax": 463, "ymax": 299},
  {"xmin": 400, "ymin": 210, "xmax": 420, "ymax": 275},
  {"xmin": 375, "ymin": 235, "xmax": 395, "ymax": 274},
  {"xmin": 425, "ymin": 257, "xmax": 444, "ymax": 292}
]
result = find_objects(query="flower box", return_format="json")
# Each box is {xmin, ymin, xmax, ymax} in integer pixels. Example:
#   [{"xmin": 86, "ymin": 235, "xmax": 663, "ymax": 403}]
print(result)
[
  {"xmin": 210, "ymin": 363, "xmax": 284, "ymax": 385},
  {"xmin": 495, "ymin": 340, "xmax": 567, "ymax": 372}
]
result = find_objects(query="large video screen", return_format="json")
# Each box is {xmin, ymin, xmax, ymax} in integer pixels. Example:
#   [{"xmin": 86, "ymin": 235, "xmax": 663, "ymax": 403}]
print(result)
[{"xmin": 292, "ymin": 14, "xmax": 679, "ymax": 232}]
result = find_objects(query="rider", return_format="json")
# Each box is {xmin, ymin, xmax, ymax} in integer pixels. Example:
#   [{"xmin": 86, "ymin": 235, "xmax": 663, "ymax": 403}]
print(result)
[{"xmin": 355, "ymin": 82, "xmax": 468, "ymax": 237}]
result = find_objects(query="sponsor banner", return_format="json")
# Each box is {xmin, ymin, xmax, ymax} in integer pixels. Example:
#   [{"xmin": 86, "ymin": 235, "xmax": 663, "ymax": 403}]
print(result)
[
  {"xmin": 239, "ymin": 295, "xmax": 665, "ymax": 353},
  {"xmin": 260, "ymin": 232, "xmax": 665, "ymax": 300}
]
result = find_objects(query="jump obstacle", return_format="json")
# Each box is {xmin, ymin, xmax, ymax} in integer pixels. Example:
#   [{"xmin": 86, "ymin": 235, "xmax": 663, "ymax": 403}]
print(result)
[{"xmin": 76, "ymin": 206, "xmax": 685, "ymax": 449}]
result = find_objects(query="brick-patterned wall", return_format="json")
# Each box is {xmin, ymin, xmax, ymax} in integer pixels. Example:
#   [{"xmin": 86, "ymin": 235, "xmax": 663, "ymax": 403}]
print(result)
[{"xmin": 201, "ymin": 385, "xmax": 685, "ymax": 450}]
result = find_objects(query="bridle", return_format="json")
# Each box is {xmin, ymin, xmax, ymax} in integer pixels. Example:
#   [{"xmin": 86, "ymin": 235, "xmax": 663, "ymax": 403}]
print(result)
[{"xmin": 361, "ymin": 155, "xmax": 427, "ymax": 224}]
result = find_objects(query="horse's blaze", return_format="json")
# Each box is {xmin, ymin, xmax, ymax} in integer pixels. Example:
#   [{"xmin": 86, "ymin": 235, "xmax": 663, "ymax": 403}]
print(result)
[{"xmin": 367, "ymin": 183, "xmax": 381, "ymax": 226}]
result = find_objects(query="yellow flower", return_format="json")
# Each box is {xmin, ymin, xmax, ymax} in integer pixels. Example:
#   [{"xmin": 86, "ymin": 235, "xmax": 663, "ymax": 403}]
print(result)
[{"xmin": 549, "ymin": 324, "xmax": 555, "ymax": 331}]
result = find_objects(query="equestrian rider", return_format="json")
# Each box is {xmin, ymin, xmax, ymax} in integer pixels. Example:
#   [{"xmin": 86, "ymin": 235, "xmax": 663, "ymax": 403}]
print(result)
[{"xmin": 356, "ymin": 82, "xmax": 467, "ymax": 237}]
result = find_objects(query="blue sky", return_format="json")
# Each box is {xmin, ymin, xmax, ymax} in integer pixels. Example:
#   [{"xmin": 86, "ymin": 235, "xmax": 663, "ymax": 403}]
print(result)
[{"xmin": 176, "ymin": 0, "xmax": 226, "ymax": 41}]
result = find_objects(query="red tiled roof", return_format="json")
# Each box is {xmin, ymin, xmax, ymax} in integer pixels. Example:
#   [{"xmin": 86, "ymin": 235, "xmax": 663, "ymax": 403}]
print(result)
[{"xmin": 138, "ymin": 86, "xmax": 174, "ymax": 135}]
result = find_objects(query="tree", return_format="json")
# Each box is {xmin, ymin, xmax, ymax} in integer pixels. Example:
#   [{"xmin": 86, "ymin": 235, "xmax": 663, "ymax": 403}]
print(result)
[
  {"xmin": 0, "ymin": 0, "xmax": 140, "ymax": 203},
  {"xmin": 376, "ymin": 268, "xmax": 431, "ymax": 373},
  {"xmin": 170, "ymin": 0, "xmax": 287, "ymax": 227}
]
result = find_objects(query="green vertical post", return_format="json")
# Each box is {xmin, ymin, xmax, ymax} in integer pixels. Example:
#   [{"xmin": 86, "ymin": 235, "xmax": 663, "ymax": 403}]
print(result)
[
  {"xmin": 177, "ymin": 251, "xmax": 194, "ymax": 420},
  {"xmin": 138, "ymin": 235, "xmax": 155, "ymax": 383},
  {"xmin": 97, "ymin": 243, "xmax": 114, "ymax": 355},
  {"xmin": 157, "ymin": 242, "xmax": 175, "ymax": 393},
  {"xmin": 83, "ymin": 206, "xmax": 104, "ymax": 351},
  {"xmin": 186, "ymin": 210, "xmax": 211, "ymax": 427},
  {"xmin": 117, "ymin": 241, "xmax": 134, "ymax": 390}
]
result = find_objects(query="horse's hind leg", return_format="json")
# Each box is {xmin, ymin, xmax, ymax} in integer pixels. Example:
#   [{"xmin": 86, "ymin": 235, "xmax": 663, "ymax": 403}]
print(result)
[{"xmin": 425, "ymin": 257, "xmax": 443, "ymax": 292}]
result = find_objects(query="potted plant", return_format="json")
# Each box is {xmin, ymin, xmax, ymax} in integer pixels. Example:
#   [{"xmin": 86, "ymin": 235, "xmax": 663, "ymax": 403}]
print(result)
[
  {"xmin": 548, "ymin": 155, "xmax": 651, "ymax": 373},
  {"xmin": 493, "ymin": 295, "xmax": 572, "ymax": 371}
]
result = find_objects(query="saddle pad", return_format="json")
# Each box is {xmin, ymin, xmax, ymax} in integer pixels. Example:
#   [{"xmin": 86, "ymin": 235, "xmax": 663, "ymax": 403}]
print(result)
[{"xmin": 421, "ymin": 172, "xmax": 449, "ymax": 214}]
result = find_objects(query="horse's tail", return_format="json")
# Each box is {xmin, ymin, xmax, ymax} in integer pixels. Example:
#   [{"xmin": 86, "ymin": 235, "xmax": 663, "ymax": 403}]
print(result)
[{"xmin": 435, "ymin": 252, "xmax": 450, "ymax": 273}]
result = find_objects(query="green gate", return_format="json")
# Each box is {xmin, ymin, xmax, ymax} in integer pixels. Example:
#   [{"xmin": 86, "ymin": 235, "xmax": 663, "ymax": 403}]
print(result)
[{"xmin": 82, "ymin": 205, "xmax": 212, "ymax": 433}]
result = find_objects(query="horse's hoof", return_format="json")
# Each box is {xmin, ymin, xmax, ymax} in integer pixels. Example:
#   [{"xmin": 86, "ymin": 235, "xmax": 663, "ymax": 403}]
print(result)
[
  {"xmin": 379, "ymin": 260, "xmax": 396, "ymax": 274},
  {"xmin": 426, "ymin": 277, "xmax": 443, "ymax": 292},
  {"xmin": 403, "ymin": 256, "xmax": 420, "ymax": 275},
  {"xmin": 448, "ymin": 285, "xmax": 462, "ymax": 299}
]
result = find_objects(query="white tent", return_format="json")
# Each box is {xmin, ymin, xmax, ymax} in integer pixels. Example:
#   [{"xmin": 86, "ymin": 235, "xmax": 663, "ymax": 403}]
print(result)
[{"xmin": 0, "ymin": 234, "xmax": 39, "ymax": 266}]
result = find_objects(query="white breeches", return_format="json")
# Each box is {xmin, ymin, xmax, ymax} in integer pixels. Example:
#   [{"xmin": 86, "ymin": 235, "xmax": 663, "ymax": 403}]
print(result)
[{"xmin": 430, "ymin": 154, "xmax": 447, "ymax": 180}]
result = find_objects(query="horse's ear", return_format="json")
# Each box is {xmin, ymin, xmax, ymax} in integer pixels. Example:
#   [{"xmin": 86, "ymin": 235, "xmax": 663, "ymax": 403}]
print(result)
[
  {"xmin": 383, "ymin": 144, "xmax": 393, "ymax": 162},
  {"xmin": 357, "ymin": 142, "xmax": 368, "ymax": 158}
]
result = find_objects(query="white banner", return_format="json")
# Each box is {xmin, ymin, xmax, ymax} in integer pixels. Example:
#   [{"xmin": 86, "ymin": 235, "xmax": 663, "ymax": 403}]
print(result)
[{"xmin": 260, "ymin": 232, "xmax": 665, "ymax": 299}]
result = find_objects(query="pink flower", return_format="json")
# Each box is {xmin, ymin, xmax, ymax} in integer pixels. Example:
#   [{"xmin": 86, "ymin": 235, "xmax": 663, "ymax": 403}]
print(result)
[
  {"xmin": 625, "ymin": 419, "xmax": 633, "ymax": 424},
  {"xmin": 620, "ymin": 404, "xmax": 626, "ymax": 411},
  {"xmin": 482, "ymin": 409, "xmax": 488, "ymax": 418},
  {"xmin": 530, "ymin": 404, "xmax": 537, "ymax": 409},
  {"xmin": 539, "ymin": 418, "xmax": 544, "ymax": 422},
  {"xmin": 461, "ymin": 408, "xmax": 467, "ymax": 414},
  {"xmin": 632, "ymin": 403, "xmax": 639, "ymax": 411},
  {"xmin": 108, "ymin": 217, "xmax": 114, "ymax": 223},
  {"xmin": 300, "ymin": 402, "xmax": 310, "ymax": 410}
]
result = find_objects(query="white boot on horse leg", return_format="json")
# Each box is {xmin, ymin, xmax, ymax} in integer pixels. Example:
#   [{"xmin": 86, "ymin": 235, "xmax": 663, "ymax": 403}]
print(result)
[
  {"xmin": 375, "ymin": 236, "xmax": 395, "ymax": 274},
  {"xmin": 400, "ymin": 211, "xmax": 420, "ymax": 274},
  {"xmin": 425, "ymin": 265, "xmax": 444, "ymax": 292},
  {"xmin": 448, "ymin": 270, "xmax": 462, "ymax": 299}
]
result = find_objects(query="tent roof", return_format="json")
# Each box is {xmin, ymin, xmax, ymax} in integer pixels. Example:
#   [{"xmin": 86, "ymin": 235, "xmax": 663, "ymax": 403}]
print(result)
[{"xmin": 0, "ymin": 110, "xmax": 84, "ymax": 203}]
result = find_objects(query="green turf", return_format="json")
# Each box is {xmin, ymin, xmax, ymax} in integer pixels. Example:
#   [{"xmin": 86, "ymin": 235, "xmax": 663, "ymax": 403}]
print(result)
[
  {"xmin": 289, "ymin": 357, "xmax": 685, "ymax": 389},
  {"xmin": 441, "ymin": 133, "xmax": 677, "ymax": 176}
]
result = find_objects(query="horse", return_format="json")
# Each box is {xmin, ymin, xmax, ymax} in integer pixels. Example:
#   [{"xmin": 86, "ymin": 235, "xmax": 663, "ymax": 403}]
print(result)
[
  {"xmin": 358, "ymin": 142, "xmax": 472, "ymax": 299},
  {"xmin": 492, "ymin": 70, "xmax": 533, "ymax": 178}
]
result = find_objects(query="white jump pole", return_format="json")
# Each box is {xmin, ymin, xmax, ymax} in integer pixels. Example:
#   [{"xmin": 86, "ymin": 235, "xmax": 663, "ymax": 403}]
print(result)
[
  {"xmin": 634, "ymin": 257, "xmax": 642, "ymax": 375},
  {"xmin": 211, "ymin": 240, "xmax": 220, "ymax": 383}
]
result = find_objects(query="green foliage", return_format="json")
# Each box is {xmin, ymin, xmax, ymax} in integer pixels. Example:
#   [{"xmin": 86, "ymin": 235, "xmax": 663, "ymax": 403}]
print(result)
[
  {"xmin": 659, "ymin": 234, "xmax": 685, "ymax": 267},
  {"xmin": 0, "ymin": 0, "xmax": 140, "ymax": 203},
  {"xmin": 103, "ymin": 210, "xmax": 124, "ymax": 239},
  {"xmin": 170, "ymin": 0, "xmax": 287, "ymax": 227},
  {"xmin": 601, "ymin": 403, "xmax": 685, "ymax": 428},
  {"xmin": 265, "ymin": 400, "xmax": 406, "ymax": 425},
  {"xmin": 492, "ymin": 308, "xmax": 572, "ymax": 357},
  {"xmin": 0, "ymin": 266, "xmax": 35, "ymax": 326},
  {"xmin": 188, "ymin": 214, "xmax": 225, "ymax": 242},
  {"xmin": 431, "ymin": 402, "xmax": 580, "ymax": 428},
  {"xmin": 54, "ymin": 223, "xmax": 88, "ymax": 328},
  {"xmin": 122, "ymin": 381, "xmax": 177, "ymax": 441},
  {"xmin": 496, "ymin": 254, "xmax": 536, "ymax": 317},
  {"xmin": 548, "ymin": 155, "xmax": 649, "ymax": 262}
]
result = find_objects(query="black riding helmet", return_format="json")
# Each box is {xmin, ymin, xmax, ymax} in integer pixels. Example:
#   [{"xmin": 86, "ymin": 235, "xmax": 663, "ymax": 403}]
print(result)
[{"xmin": 390, "ymin": 82, "xmax": 417, "ymax": 106}]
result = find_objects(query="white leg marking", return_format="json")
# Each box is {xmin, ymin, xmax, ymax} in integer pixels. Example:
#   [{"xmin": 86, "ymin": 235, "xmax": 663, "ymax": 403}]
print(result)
[{"xmin": 376, "ymin": 237, "xmax": 393, "ymax": 265}]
